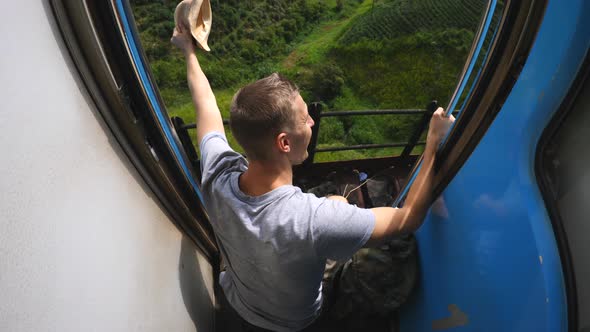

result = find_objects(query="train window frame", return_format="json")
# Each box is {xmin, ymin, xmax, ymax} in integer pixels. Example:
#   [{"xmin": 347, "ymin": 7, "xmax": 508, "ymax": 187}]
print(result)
[
  {"xmin": 535, "ymin": 53, "xmax": 590, "ymax": 332},
  {"xmin": 49, "ymin": 0, "xmax": 219, "ymax": 262},
  {"xmin": 394, "ymin": 0, "xmax": 548, "ymax": 206}
]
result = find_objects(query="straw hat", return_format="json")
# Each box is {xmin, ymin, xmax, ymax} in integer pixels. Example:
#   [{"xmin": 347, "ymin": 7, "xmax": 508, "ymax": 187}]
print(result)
[{"xmin": 174, "ymin": 0, "xmax": 212, "ymax": 52}]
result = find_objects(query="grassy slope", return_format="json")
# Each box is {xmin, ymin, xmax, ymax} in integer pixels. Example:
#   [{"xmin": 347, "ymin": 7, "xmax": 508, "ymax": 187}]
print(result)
[{"xmin": 282, "ymin": 0, "xmax": 373, "ymax": 69}]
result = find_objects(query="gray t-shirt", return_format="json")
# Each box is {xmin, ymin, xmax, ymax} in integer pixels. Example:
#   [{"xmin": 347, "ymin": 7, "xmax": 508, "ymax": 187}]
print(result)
[{"xmin": 200, "ymin": 132, "xmax": 375, "ymax": 331}]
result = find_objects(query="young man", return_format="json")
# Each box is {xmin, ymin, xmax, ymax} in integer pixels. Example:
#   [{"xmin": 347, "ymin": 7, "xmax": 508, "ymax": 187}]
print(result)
[{"xmin": 171, "ymin": 25, "xmax": 454, "ymax": 331}]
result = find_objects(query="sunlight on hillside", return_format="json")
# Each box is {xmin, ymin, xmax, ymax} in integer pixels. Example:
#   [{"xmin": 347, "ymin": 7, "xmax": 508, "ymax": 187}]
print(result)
[{"xmin": 282, "ymin": 0, "xmax": 373, "ymax": 69}]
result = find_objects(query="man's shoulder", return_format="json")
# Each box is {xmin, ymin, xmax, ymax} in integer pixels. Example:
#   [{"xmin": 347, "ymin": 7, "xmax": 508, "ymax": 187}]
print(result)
[
  {"xmin": 282, "ymin": 187, "xmax": 323, "ymax": 205},
  {"xmin": 249, "ymin": 187, "xmax": 324, "ymax": 222},
  {"xmin": 275, "ymin": 190, "xmax": 337, "ymax": 221},
  {"xmin": 199, "ymin": 131, "xmax": 246, "ymax": 186},
  {"xmin": 200, "ymin": 131, "xmax": 244, "ymax": 156}
]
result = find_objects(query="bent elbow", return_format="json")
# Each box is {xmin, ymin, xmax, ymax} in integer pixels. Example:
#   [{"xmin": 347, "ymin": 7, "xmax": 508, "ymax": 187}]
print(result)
[{"xmin": 398, "ymin": 207, "xmax": 426, "ymax": 234}]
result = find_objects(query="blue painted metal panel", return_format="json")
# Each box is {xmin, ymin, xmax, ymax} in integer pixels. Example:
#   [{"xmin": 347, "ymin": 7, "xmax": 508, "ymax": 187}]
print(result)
[{"xmin": 399, "ymin": 1, "xmax": 590, "ymax": 331}]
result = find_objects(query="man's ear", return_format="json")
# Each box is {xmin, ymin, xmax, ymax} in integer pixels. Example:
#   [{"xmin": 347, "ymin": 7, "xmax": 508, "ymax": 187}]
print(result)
[{"xmin": 276, "ymin": 132, "xmax": 291, "ymax": 153}]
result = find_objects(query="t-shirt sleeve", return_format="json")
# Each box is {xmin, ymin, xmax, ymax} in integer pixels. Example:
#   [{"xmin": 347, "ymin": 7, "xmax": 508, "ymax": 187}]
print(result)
[
  {"xmin": 311, "ymin": 198, "xmax": 376, "ymax": 261},
  {"xmin": 199, "ymin": 131, "xmax": 245, "ymax": 187}
]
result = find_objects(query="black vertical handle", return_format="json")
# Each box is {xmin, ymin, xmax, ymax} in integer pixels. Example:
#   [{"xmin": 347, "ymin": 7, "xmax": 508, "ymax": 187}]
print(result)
[
  {"xmin": 304, "ymin": 102, "xmax": 323, "ymax": 166},
  {"xmin": 401, "ymin": 100, "xmax": 438, "ymax": 159}
]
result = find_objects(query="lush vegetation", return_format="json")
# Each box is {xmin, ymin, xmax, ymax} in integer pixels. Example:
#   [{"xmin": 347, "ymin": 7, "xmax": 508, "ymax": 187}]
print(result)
[{"xmin": 131, "ymin": 0, "xmax": 486, "ymax": 161}]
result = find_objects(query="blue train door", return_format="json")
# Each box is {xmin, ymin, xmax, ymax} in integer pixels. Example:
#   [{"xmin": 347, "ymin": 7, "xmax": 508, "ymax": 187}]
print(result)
[{"xmin": 394, "ymin": 1, "xmax": 590, "ymax": 331}]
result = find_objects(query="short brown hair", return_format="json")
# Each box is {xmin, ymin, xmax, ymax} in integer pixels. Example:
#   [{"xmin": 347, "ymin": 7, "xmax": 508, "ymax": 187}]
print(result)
[{"xmin": 229, "ymin": 73, "xmax": 299, "ymax": 160}]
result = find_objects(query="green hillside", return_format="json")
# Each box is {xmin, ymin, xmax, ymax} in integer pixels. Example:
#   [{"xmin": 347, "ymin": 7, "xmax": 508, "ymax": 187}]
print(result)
[
  {"xmin": 339, "ymin": 0, "xmax": 485, "ymax": 44},
  {"xmin": 130, "ymin": 0, "xmax": 486, "ymax": 161},
  {"xmin": 280, "ymin": 0, "xmax": 485, "ymax": 160}
]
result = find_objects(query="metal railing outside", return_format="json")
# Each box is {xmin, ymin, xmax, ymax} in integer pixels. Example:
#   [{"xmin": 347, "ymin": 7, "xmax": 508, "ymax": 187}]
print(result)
[{"xmin": 176, "ymin": 102, "xmax": 439, "ymax": 165}]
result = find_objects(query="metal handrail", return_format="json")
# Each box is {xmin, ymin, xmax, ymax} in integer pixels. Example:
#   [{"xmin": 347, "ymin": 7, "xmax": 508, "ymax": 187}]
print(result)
[
  {"xmin": 316, "ymin": 141, "xmax": 426, "ymax": 153},
  {"xmin": 321, "ymin": 109, "xmax": 425, "ymax": 117},
  {"xmin": 180, "ymin": 108, "xmax": 431, "ymax": 130},
  {"xmin": 178, "ymin": 105, "xmax": 452, "ymax": 161}
]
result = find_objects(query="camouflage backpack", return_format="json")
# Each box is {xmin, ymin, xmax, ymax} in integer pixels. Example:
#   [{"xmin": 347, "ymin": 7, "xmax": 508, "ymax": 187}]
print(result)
[{"xmin": 327, "ymin": 234, "xmax": 418, "ymax": 320}]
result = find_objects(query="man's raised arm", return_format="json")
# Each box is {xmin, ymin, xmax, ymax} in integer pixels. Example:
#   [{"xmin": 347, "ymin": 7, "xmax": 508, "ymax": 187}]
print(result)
[
  {"xmin": 366, "ymin": 108, "xmax": 454, "ymax": 247},
  {"xmin": 171, "ymin": 25, "xmax": 224, "ymax": 144}
]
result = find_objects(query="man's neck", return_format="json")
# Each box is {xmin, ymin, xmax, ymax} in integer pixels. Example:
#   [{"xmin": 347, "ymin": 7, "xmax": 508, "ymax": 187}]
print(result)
[{"xmin": 239, "ymin": 158, "xmax": 293, "ymax": 197}]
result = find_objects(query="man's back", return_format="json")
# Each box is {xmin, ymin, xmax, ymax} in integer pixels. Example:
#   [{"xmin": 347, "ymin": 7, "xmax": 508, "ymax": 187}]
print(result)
[{"xmin": 199, "ymin": 132, "xmax": 374, "ymax": 331}]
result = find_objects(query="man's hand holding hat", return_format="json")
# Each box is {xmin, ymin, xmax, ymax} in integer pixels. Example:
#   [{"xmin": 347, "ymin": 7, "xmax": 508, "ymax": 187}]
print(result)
[{"xmin": 174, "ymin": 0, "xmax": 212, "ymax": 52}]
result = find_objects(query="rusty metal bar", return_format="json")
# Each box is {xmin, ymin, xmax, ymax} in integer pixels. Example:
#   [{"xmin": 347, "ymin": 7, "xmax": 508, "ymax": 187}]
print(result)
[
  {"xmin": 179, "ymin": 110, "xmax": 458, "ymax": 130},
  {"xmin": 316, "ymin": 141, "xmax": 426, "ymax": 153},
  {"xmin": 177, "ymin": 106, "xmax": 456, "ymax": 161},
  {"xmin": 320, "ymin": 109, "xmax": 424, "ymax": 117}
]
